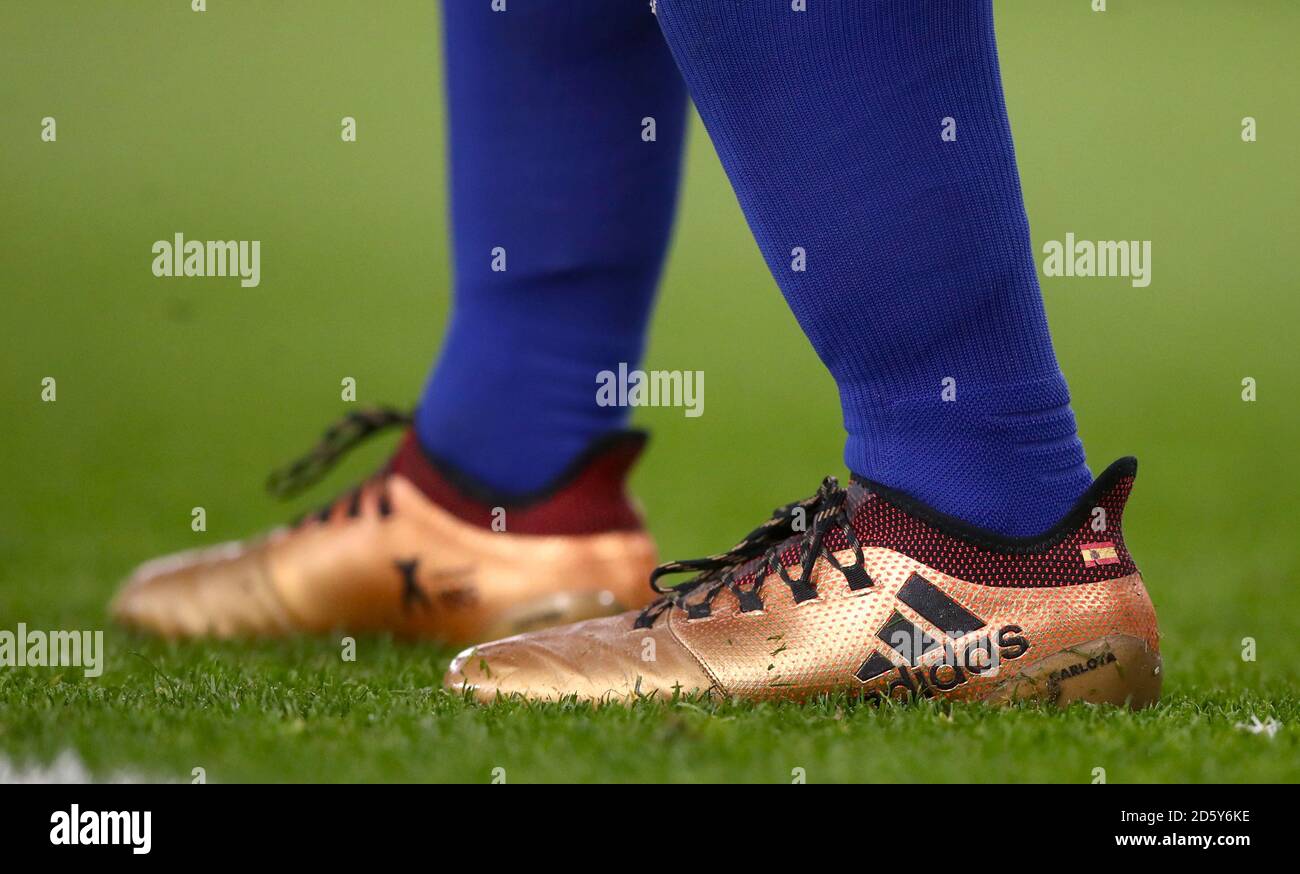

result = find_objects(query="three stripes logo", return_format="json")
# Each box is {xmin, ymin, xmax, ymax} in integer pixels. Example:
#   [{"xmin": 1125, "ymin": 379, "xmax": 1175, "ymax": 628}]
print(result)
[{"xmin": 854, "ymin": 573, "xmax": 1030, "ymax": 700}]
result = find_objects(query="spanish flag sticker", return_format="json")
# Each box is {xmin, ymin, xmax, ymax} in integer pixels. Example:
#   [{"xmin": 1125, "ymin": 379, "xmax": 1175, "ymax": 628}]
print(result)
[{"xmin": 1080, "ymin": 541, "xmax": 1119, "ymax": 567}]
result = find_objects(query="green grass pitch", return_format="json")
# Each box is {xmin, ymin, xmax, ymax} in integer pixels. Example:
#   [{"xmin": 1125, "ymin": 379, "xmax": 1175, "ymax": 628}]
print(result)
[{"xmin": 1, "ymin": 1, "xmax": 1297, "ymax": 782}]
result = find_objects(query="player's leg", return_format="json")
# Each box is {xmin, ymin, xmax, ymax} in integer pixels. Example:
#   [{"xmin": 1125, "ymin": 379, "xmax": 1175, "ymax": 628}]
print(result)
[
  {"xmin": 417, "ymin": 0, "xmax": 687, "ymax": 495},
  {"xmin": 653, "ymin": 0, "xmax": 1089, "ymax": 537},
  {"xmin": 446, "ymin": 0, "xmax": 1161, "ymax": 707},
  {"xmin": 113, "ymin": 0, "xmax": 688, "ymax": 644}
]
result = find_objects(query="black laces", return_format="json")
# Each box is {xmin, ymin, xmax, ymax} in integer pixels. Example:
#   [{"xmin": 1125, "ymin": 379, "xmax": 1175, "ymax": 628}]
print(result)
[
  {"xmin": 634, "ymin": 476, "xmax": 871, "ymax": 628},
  {"xmin": 265, "ymin": 407, "xmax": 411, "ymax": 522}
]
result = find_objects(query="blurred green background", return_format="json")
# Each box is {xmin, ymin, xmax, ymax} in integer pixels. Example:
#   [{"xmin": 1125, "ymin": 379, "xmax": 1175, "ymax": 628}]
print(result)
[{"xmin": 0, "ymin": 0, "xmax": 1296, "ymax": 782}]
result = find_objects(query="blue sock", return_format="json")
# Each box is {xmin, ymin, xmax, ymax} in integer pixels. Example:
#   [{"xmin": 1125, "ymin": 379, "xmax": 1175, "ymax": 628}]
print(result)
[
  {"xmin": 656, "ymin": 0, "xmax": 1091, "ymax": 536},
  {"xmin": 416, "ymin": 0, "xmax": 687, "ymax": 494}
]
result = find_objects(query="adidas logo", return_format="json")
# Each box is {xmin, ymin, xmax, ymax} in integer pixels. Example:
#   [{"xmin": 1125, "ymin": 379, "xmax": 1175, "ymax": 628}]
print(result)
[{"xmin": 854, "ymin": 573, "xmax": 1030, "ymax": 699}]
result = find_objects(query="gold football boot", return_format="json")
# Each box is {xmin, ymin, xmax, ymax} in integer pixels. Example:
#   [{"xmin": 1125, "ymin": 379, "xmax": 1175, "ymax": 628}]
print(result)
[
  {"xmin": 445, "ymin": 458, "xmax": 1161, "ymax": 708},
  {"xmin": 111, "ymin": 409, "xmax": 657, "ymax": 644}
]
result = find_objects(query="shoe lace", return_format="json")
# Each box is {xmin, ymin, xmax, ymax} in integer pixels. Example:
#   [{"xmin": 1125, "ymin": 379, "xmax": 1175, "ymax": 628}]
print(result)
[
  {"xmin": 634, "ymin": 476, "xmax": 869, "ymax": 628},
  {"xmin": 264, "ymin": 406, "xmax": 412, "ymax": 523}
]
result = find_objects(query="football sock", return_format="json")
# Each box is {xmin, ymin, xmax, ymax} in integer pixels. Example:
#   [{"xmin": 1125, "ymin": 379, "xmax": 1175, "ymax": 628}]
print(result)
[
  {"xmin": 655, "ymin": 0, "xmax": 1091, "ymax": 536},
  {"xmin": 415, "ymin": 0, "xmax": 687, "ymax": 495}
]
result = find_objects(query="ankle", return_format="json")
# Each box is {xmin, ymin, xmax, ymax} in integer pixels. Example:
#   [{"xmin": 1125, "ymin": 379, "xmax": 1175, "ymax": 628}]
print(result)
[
  {"xmin": 845, "ymin": 374, "xmax": 1091, "ymax": 537},
  {"xmin": 389, "ymin": 430, "xmax": 648, "ymax": 536}
]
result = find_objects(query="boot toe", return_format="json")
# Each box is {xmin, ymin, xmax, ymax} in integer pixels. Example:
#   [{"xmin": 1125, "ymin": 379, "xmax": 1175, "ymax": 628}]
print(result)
[{"xmin": 443, "ymin": 612, "xmax": 717, "ymax": 703}]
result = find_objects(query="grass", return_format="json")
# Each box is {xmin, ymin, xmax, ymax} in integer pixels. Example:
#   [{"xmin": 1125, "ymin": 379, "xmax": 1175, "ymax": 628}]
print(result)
[
  {"xmin": 1, "ymin": 0, "xmax": 1297, "ymax": 782},
  {"xmin": 3, "ymin": 637, "xmax": 1296, "ymax": 783}
]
